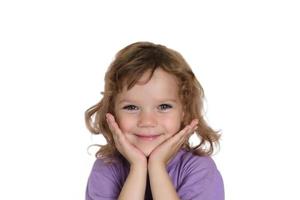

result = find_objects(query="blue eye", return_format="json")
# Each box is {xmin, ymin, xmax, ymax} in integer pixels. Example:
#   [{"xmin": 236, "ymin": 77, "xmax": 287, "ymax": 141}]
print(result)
[
  {"xmin": 122, "ymin": 105, "xmax": 139, "ymax": 111},
  {"xmin": 158, "ymin": 104, "xmax": 172, "ymax": 111}
]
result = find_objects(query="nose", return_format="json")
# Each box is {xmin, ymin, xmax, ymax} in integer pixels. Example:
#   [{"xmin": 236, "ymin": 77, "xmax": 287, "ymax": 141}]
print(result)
[{"xmin": 137, "ymin": 111, "xmax": 157, "ymax": 128}]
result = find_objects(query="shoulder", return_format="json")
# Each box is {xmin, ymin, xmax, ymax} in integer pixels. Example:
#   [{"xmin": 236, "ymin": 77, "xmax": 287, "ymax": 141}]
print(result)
[
  {"xmin": 90, "ymin": 158, "xmax": 116, "ymax": 177},
  {"xmin": 88, "ymin": 157, "xmax": 122, "ymax": 185},
  {"xmin": 181, "ymin": 150, "xmax": 218, "ymax": 172},
  {"xmin": 169, "ymin": 149, "xmax": 224, "ymax": 200},
  {"xmin": 92, "ymin": 157, "xmax": 117, "ymax": 171},
  {"xmin": 86, "ymin": 157, "xmax": 129, "ymax": 200},
  {"xmin": 170, "ymin": 149, "xmax": 218, "ymax": 173},
  {"xmin": 91, "ymin": 156, "xmax": 130, "ymax": 181},
  {"xmin": 181, "ymin": 150, "xmax": 222, "ymax": 182}
]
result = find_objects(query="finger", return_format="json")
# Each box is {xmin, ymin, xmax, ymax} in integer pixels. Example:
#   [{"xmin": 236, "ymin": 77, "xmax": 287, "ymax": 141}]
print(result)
[
  {"xmin": 106, "ymin": 114, "xmax": 132, "ymax": 154},
  {"xmin": 189, "ymin": 119, "xmax": 199, "ymax": 128},
  {"xmin": 184, "ymin": 119, "xmax": 198, "ymax": 136},
  {"xmin": 172, "ymin": 125, "xmax": 192, "ymax": 142},
  {"xmin": 105, "ymin": 113, "xmax": 116, "ymax": 136},
  {"xmin": 188, "ymin": 125, "xmax": 198, "ymax": 136},
  {"xmin": 176, "ymin": 119, "xmax": 198, "ymax": 138},
  {"xmin": 175, "ymin": 119, "xmax": 198, "ymax": 140},
  {"xmin": 106, "ymin": 113, "xmax": 123, "ymax": 140},
  {"xmin": 183, "ymin": 126, "xmax": 197, "ymax": 142},
  {"xmin": 180, "ymin": 124, "xmax": 198, "ymax": 144},
  {"xmin": 173, "ymin": 128, "xmax": 192, "ymax": 151}
]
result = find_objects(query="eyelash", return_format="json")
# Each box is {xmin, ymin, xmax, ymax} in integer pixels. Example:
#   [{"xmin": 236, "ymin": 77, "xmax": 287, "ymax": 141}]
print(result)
[
  {"xmin": 122, "ymin": 104, "xmax": 173, "ymax": 111},
  {"xmin": 158, "ymin": 104, "xmax": 173, "ymax": 110}
]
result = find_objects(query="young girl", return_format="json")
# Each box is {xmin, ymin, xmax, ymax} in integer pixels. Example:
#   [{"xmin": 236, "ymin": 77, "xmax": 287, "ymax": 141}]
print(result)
[{"xmin": 85, "ymin": 41, "xmax": 224, "ymax": 200}]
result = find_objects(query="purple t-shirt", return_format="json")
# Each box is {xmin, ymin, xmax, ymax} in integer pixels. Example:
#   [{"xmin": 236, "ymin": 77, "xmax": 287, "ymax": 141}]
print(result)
[{"xmin": 86, "ymin": 149, "xmax": 224, "ymax": 200}]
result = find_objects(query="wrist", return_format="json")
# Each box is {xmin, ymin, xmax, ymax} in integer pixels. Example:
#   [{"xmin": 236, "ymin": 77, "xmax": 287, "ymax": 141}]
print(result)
[
  {"xmin": 131, "ymin": 160, "xmax": 148, "ymax": 172},
  {"xmin": 148, "ymin": 160, "xmax": 166, "ymax": 171}
]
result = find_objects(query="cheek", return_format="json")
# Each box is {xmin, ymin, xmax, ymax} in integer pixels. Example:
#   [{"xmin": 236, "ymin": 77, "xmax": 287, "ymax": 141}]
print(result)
[
  {"xmin": 116, "ymin": 114, "xmax": 136, "ymax": 133},
  {"xmin": 161, "ymin": 114, "xmax": 182, "ymax": 135}
]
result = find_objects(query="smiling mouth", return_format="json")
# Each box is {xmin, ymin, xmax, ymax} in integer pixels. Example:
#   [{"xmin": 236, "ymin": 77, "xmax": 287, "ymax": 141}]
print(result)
[{"xmin": 135, "ymin": 134, "xmax": 161, "ymax": 141}]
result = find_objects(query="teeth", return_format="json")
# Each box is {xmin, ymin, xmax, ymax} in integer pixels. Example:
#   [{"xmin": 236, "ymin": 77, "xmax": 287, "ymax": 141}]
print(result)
[
  {"xmin": 136, "ymin": 135, "xmax": 160, "ymax": 140},
  {"xmin": 139, "ymin": 135, "xmax": 158, "ymax": 137}
]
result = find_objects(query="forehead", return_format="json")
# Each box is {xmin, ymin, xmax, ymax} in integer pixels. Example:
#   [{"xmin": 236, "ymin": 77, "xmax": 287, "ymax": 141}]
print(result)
[{"xmin": 116, "ymin": 68, "xmax": 180, "ymax": 102}]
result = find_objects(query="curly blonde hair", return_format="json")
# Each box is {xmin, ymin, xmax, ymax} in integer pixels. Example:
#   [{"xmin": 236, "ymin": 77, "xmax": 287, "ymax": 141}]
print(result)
[{"xmin": 85, "ymin": 41, "xmax": 221, "ymax": 162}]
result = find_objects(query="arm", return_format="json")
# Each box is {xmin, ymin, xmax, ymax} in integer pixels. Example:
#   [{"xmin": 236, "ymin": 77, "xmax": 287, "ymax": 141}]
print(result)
[
  {"xmin": 106, "ymin": 113, "xmax": 148, "ymax": 200},
  {"xmin": 118, "ymin": 163, "xmax": 147, "ymax": 200},
  {"xmin": 147, "ymin": 119, "xmax": 199, "ymax": 200},
  {"xmin": 148, "ymin": 162, "xmax": 180, "ymax": 200}
]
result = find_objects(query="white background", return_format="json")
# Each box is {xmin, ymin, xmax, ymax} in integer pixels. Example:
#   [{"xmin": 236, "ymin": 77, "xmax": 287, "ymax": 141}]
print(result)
[{"xmin": 0, "ymin": 0, "xmax": 299, "ymax": 199}]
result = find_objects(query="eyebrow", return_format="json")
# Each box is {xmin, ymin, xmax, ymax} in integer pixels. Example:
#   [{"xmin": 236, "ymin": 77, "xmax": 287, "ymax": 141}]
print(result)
[{"xmin": 117, "ymin": 98, "xmax": 179, "ymax": 104}]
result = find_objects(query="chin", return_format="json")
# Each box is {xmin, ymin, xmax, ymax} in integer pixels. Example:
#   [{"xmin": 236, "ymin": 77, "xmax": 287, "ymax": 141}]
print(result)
[{"xmin": 141, "ymin": 148, "xmax": 154, "ymax": 157}]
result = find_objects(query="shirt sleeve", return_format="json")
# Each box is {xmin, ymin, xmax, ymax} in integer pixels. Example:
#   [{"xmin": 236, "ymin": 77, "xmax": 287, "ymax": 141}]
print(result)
[
  {"xmin": 86, "ymin": 159, "xmax": 122, "ymax": 200},
  {"xmin": 177, "ymin": 156, "xmax": 224, "ymax": 200}
]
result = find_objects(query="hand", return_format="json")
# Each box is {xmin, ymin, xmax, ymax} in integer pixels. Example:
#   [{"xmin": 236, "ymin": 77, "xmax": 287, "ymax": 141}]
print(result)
[
  {"xmin": 106, "ymin": 113, "xmax": 147, "ymax": 167},
  {"xmin": 148, "ymin": 119, "xmax": 199, "ymax": 167}
]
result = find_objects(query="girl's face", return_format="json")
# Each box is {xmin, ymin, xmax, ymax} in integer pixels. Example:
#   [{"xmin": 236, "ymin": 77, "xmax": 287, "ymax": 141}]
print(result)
[{"xmin": 114, "ymin": 68, "xmax": 184, "ymax": 157}]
